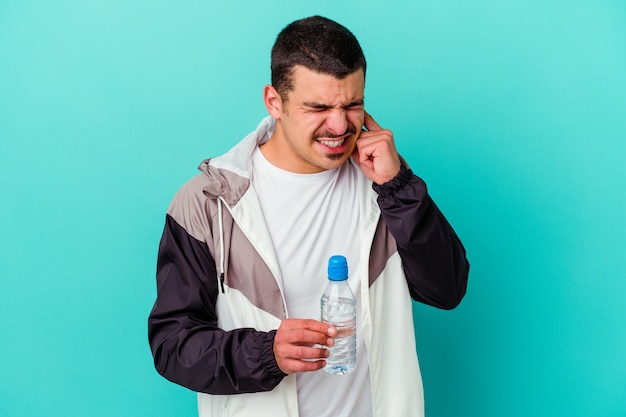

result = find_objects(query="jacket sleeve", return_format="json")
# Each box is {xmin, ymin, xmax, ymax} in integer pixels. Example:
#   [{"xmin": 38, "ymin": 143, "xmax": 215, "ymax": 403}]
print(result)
[
  {"xmin": 148, "ymin": 214, "xmax": 287, "ymax": 394},
  {"xmin": 373, "ymin": 167, "xmax": 469, "ymax": 309}
]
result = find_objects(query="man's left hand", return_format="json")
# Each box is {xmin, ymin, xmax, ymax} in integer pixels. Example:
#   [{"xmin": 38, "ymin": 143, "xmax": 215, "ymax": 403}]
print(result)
[{"xmin": 352, "ymin": 111, "xmax": 402, "ymax": 185}]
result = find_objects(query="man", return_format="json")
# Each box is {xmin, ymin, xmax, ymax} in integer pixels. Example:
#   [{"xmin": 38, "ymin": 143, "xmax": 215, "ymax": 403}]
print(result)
[{"xmin": 149, "ymin": 16, "xmax": 469, "ymax": 417}]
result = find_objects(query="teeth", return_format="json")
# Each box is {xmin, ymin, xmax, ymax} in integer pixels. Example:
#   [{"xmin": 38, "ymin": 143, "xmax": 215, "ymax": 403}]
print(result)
[{"xmin": 319, "ymin": 139, "xmax": 345, "ymax": 148}]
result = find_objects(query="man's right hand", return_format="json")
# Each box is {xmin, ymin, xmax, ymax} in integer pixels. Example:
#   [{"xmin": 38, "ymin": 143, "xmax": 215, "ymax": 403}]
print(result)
[{"xmin": 273, "ymin": 318, "xmax": 337, "ymax": 374}]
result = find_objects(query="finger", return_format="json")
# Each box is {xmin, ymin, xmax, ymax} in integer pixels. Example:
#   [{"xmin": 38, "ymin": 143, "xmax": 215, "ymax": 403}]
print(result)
[
  {"xmin": 363, "ymin": 111, "xmax": 382, "ymax": 131},
  {"xmin": 357, "ymin": 127, "xmax": 393, "ymax": 144},
  {"xmin": 275, "ymin": 341, "xmax": 328, "ymax": 359},
  {"xmin": 280, "ymin": 357, "xmax": 327, "ymax": 373},
  {"xmin": 288, "ymin": 345, "xmax": 331, "ymax": 360},
  {"xmin": 356, "ymin": 135, "xmax": 380, "ymax": 158},
  {"xmin": 284, "ymin": 318, "xmax": 336, "ymax": 336},
  {"xmin": 274, "ymin": 343, "xmax": 331, "ymax": 374},
  {"xmin": 357, "ymin": 144, "xmax": 375, "ymax": 164},
  {"xmin": 286, "ymin": 328, "xmax": 335, "ymax": 347},
  {"xmin": 276, "ymin": 320, "xmax": 336, "ymax": 346}
]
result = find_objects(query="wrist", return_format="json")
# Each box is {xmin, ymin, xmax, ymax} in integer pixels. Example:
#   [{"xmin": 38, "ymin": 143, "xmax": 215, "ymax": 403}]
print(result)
[{"xmin": 372, "ymin": 167, "xmax": 413, "ymax": 197}]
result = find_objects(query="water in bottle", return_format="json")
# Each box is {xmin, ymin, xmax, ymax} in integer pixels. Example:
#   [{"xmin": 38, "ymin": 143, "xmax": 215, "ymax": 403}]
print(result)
[{"xmin": 321, "ymin": 255, "xmax": 356, "ymax": 375}]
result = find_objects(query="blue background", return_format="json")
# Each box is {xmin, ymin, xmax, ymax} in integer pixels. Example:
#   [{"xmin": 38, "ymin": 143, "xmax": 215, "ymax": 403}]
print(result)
[{"xmin": 1, "ymin": 1, "xmax": 625, "ymax": 416}]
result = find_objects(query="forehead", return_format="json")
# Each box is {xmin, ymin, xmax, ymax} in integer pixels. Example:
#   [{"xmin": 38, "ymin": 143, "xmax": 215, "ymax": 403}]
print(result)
[{"xmin": 289, "ymin": 65, "xmax": 365, "ymax": 103}]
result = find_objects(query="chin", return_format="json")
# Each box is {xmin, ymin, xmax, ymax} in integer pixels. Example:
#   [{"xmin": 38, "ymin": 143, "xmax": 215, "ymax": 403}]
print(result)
[{"xmin": 321, "ymin": 154, "xmax": 349, "ymax": 169}]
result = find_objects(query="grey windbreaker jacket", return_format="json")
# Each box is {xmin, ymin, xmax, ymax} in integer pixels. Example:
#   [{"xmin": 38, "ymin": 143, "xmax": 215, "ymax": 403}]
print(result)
[{"xmin": 148, "ymin": 116, "xmax": 469, "ymax": 417}]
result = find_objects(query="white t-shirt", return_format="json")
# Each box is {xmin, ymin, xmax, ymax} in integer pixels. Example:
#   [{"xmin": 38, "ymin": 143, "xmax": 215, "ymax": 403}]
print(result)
[{"xmin": 251, "ymin": 147, "xmax": 373, "ymax": 417}]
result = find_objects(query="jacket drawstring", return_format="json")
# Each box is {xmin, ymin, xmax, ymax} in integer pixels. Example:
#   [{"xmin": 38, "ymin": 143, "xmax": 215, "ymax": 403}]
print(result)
[{"xmin": 217, "ymin": 198, "xmax": 226, "ymax": 293}]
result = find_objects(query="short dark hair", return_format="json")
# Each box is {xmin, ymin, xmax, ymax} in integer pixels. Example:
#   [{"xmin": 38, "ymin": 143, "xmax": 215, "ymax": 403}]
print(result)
[{"xmin": 271, "ymin": 16, "xmax": 367, "ymax": 100}]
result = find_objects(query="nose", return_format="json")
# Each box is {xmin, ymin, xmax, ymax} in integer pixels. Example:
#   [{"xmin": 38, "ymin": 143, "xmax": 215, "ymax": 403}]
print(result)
[{"xmin": 326, "ymin": 109, "xmax": 349, "ymax": 136}]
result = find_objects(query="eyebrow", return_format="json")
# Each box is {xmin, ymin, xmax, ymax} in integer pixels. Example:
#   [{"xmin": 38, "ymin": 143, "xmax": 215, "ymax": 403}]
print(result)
[{"xmin": 303, "ymin": 100, "xmax": 364, "ymax": 110}]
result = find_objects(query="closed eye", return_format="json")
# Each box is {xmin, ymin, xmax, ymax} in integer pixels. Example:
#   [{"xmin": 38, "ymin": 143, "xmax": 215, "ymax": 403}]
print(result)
[
  {"xmin": 303, "ymin": 102, "xmax": 333, "ymax": 111},
  {"xmin": 343, "ymin": 100, "xmax": 364, "ymax": 110},
  {"xmin": 302, "ymin": 100, "xmax": 364, "ymax": 112}
]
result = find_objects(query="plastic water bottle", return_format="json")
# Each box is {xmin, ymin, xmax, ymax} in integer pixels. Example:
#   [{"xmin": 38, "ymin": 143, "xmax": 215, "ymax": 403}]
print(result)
[{"xmin": 321, "ymin": 255, "xmax": 356, "ymax": 375}]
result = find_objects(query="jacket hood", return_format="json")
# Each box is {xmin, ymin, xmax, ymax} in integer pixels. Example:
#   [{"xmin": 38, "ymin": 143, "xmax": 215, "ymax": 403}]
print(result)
[{"xmin": 198, "ymin": 116, "xmax": 274, "ymax": 205}]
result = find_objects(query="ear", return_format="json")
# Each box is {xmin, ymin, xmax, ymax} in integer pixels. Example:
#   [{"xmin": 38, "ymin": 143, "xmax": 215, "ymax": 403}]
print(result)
[{"xmin": 264, "ymin": 85, "xmax": 283, "ymax": 119}]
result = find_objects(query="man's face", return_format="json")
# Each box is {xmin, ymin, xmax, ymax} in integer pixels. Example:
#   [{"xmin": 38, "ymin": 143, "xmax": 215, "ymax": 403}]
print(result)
[{"xmin": 264, "ymin": 65, "xmax": 365, "ymax": 174}]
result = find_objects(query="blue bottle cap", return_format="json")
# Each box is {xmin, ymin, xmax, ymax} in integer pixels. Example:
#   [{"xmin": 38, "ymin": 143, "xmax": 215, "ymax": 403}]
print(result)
[{"xmin": 328, "ymin": 255, "xmax": 348, "ymax": 281}]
